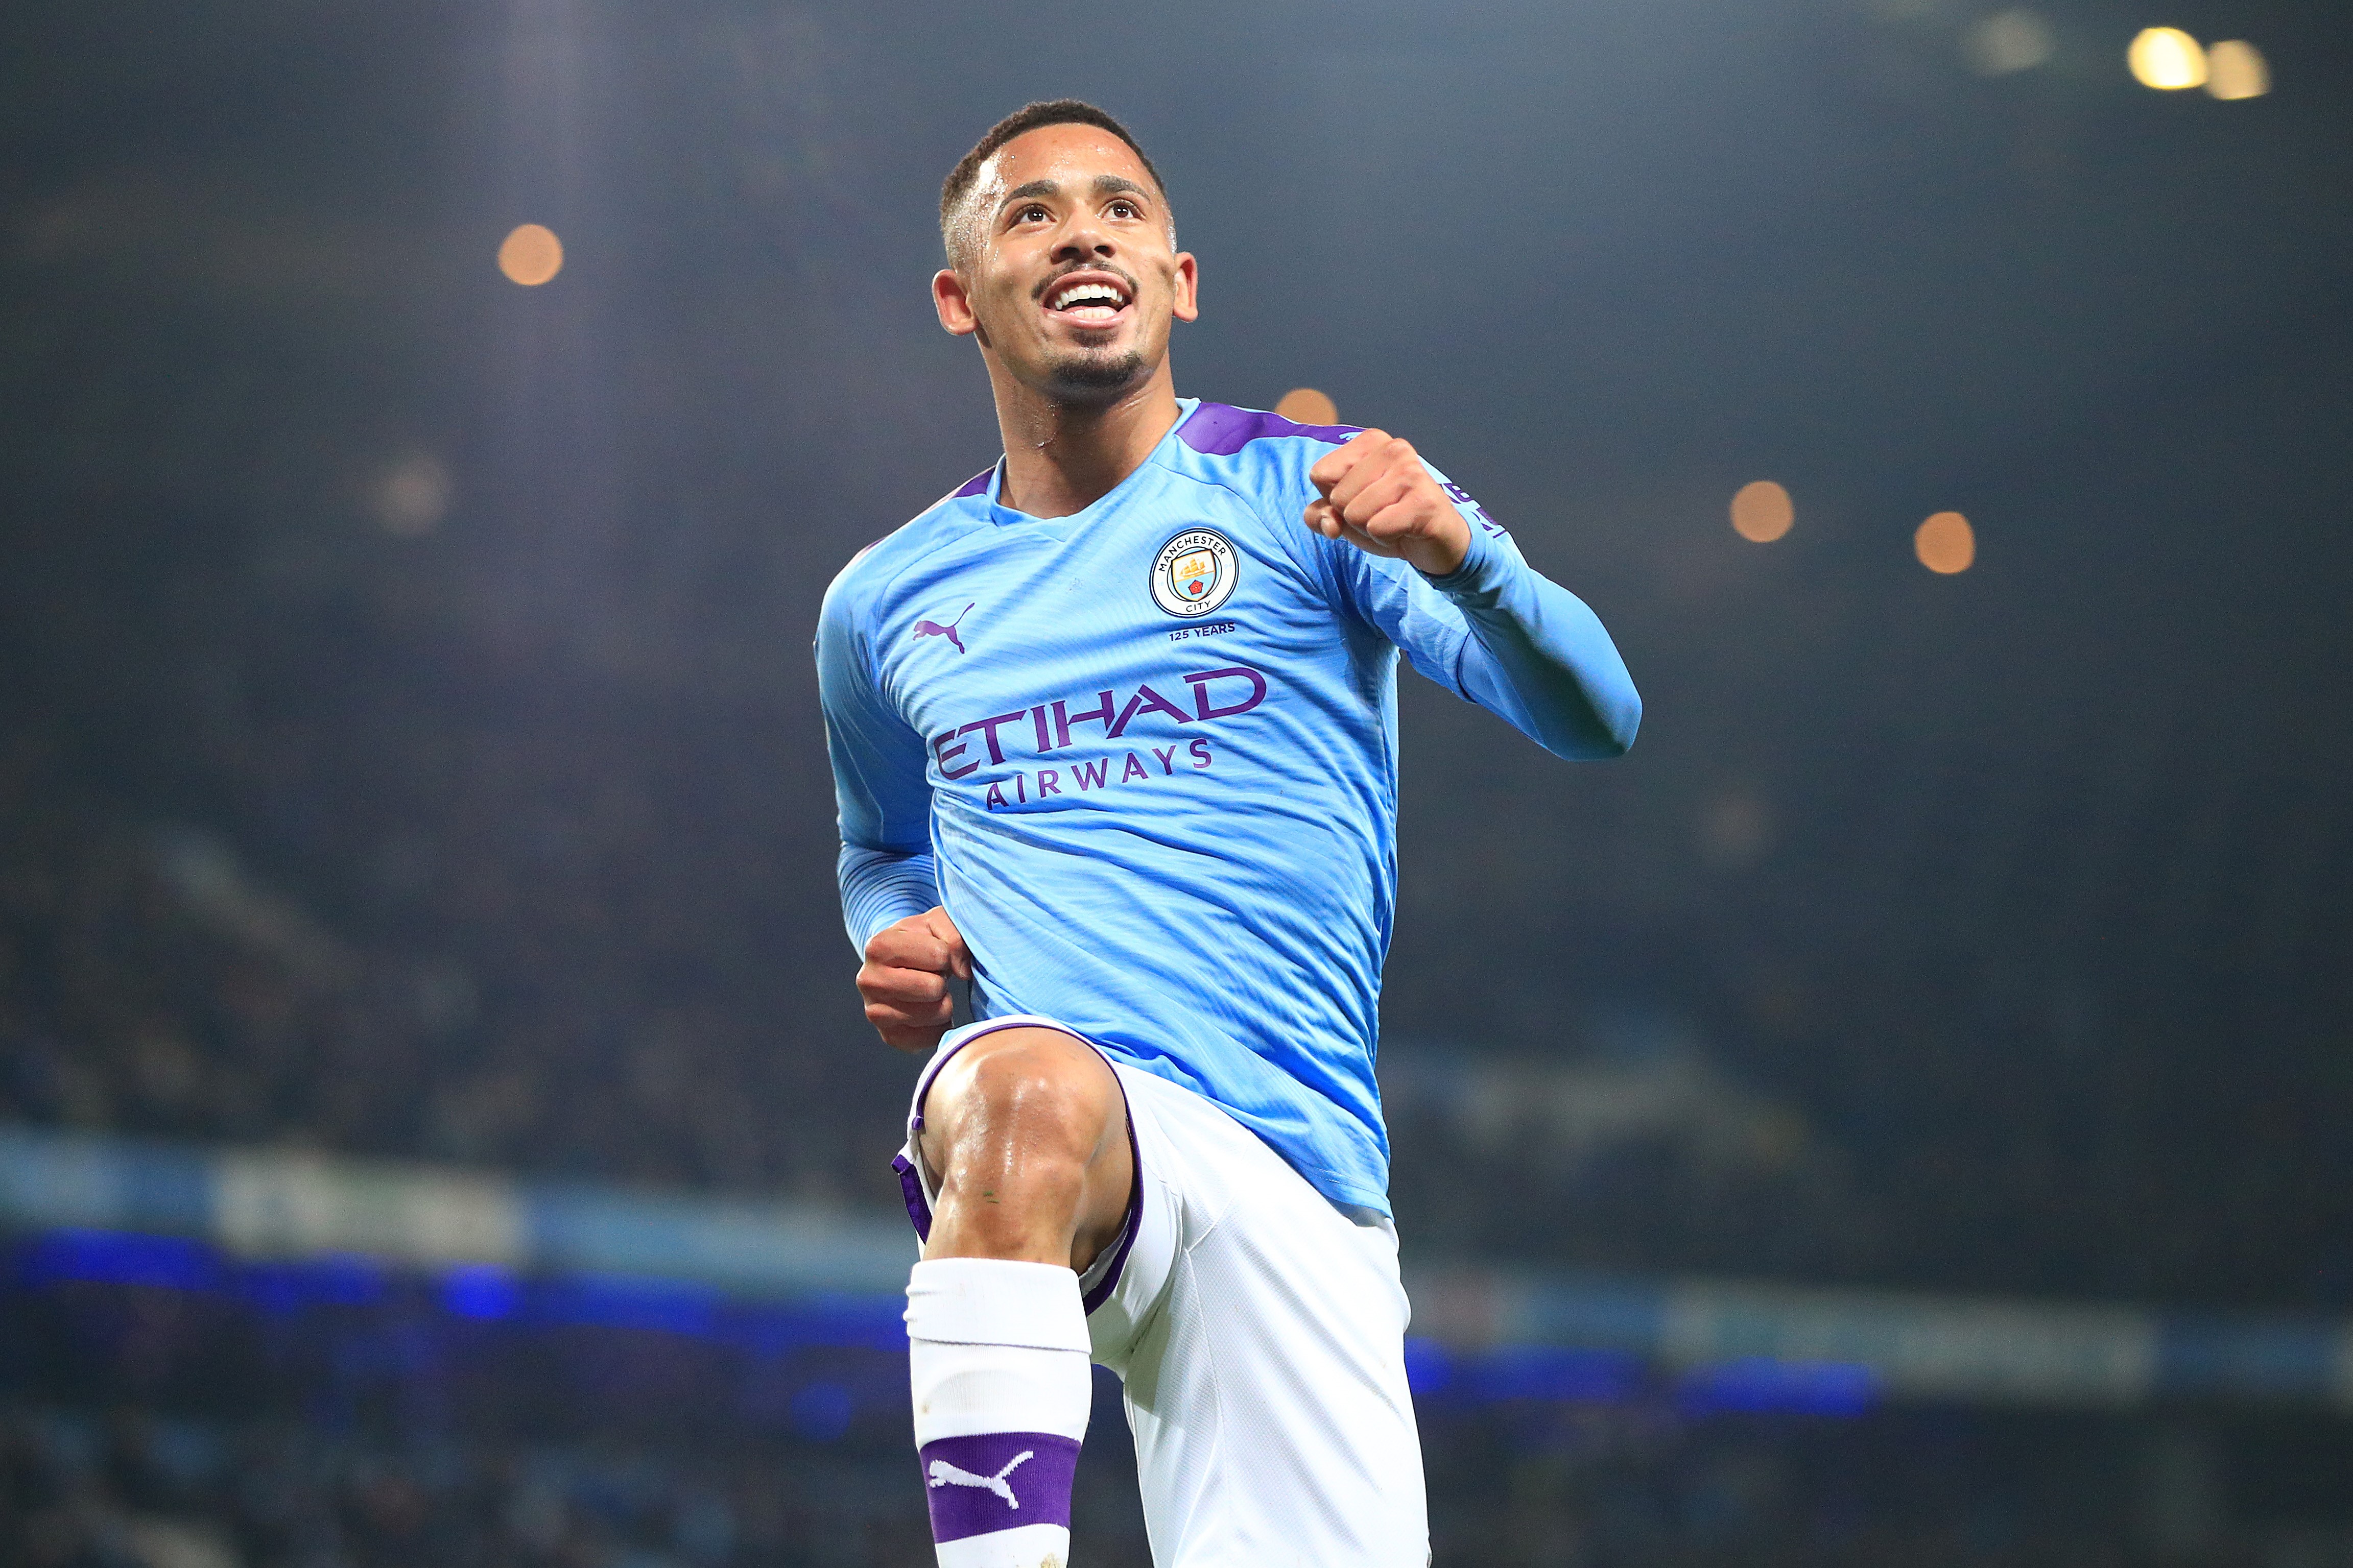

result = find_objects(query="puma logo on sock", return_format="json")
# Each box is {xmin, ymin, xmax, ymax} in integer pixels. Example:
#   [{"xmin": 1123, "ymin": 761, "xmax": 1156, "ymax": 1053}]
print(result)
[
  {"xmin": 927, "ymin": 1450, "xmax": 1034, "ymax": 1508},
  {"xmin": 913, "ymin": 1426, "xmax": 1079, "ymax": 1543}
]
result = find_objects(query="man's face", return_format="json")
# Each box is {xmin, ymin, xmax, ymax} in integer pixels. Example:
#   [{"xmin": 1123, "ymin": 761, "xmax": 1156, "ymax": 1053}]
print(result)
[{"xmin": 935, "ymin": 124, "xmax": 1198, "ymax": 406}]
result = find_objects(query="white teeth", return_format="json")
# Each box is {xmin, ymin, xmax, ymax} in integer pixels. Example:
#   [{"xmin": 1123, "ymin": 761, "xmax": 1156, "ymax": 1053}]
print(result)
[{"xmin": 1051, "ymin": 282, "xmax": 1125, "ymax": 310}]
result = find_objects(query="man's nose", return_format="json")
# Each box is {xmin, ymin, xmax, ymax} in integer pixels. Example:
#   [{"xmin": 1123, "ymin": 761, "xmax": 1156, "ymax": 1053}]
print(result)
[{"xmin": 1050, "ymin": 222, "xmax": 1114, "ymax": 261}]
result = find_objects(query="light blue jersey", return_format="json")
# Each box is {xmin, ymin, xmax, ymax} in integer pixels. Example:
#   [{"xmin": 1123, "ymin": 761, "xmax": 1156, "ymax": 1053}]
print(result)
[{"xmin": 818, "ymin": 400, "xmax": 1639, "ymax": 1214}]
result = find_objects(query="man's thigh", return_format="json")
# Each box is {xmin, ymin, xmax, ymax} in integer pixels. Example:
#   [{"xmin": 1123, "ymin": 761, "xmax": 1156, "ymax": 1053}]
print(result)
[{"xmin": 1108, "ymin": 1068, "xmax": 1429, "ymax": 1568}]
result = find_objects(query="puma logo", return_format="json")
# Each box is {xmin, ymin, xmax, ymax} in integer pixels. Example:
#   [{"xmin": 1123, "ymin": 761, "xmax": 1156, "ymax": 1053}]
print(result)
[
  {"xmin": 913, "ymin": 603, "xmax": 976, "ymax": 655},
  {"xmin": 927, "ymin": 1449, "xmax": 1033, "ymax": 1508}
]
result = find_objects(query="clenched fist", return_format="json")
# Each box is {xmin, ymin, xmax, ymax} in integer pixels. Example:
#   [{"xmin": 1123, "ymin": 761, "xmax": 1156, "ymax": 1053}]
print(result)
[
  {"xmin": 857, "ymin": 905, "xmax": 970, "ymax": 1053},
  {"xmin": 1304, "ymin": 429, "xmax": 1472, "ymax": 578}
]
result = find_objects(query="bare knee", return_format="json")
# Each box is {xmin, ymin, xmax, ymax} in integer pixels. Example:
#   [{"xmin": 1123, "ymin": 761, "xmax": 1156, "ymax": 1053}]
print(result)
[{"xmin": 927, "ymin": 1028, "xmax": 1110, "ymax": 1177}]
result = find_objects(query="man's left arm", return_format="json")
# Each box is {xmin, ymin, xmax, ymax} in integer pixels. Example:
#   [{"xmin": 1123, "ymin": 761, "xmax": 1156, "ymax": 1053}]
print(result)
[{"xmin": 1307, "ymin": 430, "xmax": 1641, "ymax": 759}]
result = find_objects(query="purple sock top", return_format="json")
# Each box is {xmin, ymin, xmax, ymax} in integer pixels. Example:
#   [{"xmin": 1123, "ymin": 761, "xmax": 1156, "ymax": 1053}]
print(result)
[{"xmin": 918, "ymin": 1431, "xmax": 1081, "ymax": 1542}]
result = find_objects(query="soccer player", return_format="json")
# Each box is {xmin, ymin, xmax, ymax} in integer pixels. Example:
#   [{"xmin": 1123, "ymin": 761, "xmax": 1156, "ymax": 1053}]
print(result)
[{"xmin": 817, "ymin": 100, "xmax": 1640, "ymax": 1567}]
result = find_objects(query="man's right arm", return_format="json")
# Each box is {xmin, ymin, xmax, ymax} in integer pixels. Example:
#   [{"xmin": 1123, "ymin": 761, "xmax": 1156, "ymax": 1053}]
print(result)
[
  {"xmin": 837, "ymin": 844, "xmax": 941, "ymax": 952},
  {"xmin": 817, "ymin": 568, "xmax": 977, "ymax": 1051},
  {"xmin": 815, "ymin": 566, "xmax": 939, "ymax": 950}
]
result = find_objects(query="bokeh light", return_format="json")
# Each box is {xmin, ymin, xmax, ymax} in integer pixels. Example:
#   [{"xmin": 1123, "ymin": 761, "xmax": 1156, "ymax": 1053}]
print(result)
[
  {"xmin": 1275, "ymin": 387, "xmax": 1338, "ymax": 425},
  {"xmin": 1729, "ymin": 481, "xmax": 1795, "ymax": 543},
  {"xmin": 2205, "ymin": 40, "xmax": 2270, "ymax": 99},
  {"xmin": 372, "ymin": 452, "xmax": 451, "ymax": 536},
  {"xmin": 1915, "ymin": 512, "xmax": 1976, "ymax": 574},
  {"xmin": 1964, "ymin": 9, "xmax": 2054, "ymax": 75},
  {"xmin": 1699, "ymin": 790, "xmax": 1774, "ymax": 871},
  {"xmin": 2128, "ymin": 28, "xmax": 2206, "ymax": 90},
  {"xmin": 498, "ymin": 223, "xmax": 564, "ymax": 285}
]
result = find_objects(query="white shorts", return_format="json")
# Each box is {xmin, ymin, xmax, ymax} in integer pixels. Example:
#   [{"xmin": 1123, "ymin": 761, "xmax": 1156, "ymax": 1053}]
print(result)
[{"xmin": 895, "ymin": 1015, "xmax": 1430, "ymax": 1568}]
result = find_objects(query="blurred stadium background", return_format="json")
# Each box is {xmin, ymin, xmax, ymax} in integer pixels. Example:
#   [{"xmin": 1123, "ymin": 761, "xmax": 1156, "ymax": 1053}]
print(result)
[{"xmin": 4, "ymin": 1, "xmax": 2351, "ymax": 1563}]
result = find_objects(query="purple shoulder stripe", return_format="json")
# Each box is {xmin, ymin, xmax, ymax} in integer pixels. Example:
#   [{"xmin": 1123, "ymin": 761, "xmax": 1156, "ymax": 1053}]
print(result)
[
  {"xmin": 1177, "ymin": 402, "xmax": 1360, "ymax": 456},
  {"xmin": 950, "ymin": 467, "xmax": 994, "ymax": 498}
]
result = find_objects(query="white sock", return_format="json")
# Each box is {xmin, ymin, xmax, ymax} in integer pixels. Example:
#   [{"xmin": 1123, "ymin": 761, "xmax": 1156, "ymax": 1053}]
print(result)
[{"xmin": 906, "ymin": 1257, "xmax": 1092, "ymax": 1568}]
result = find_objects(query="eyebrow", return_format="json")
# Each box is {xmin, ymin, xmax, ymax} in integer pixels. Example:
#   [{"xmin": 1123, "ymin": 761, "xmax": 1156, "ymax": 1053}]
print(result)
[{"xmin": 997, "ymin": 174, "xmax": 1155, "ymax": 214}]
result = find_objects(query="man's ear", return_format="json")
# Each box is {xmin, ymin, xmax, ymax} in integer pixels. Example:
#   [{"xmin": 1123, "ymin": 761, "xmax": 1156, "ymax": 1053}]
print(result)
[
  {"xmin": 1170, "ymin": 252, "xmax": 1200, "ymax": 325},
  {"xmin": 934, "ymin": 268, "xmax": 979, "ymax": 337}
]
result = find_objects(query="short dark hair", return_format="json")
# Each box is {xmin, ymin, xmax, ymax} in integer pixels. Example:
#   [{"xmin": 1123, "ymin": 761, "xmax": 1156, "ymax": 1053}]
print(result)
[{"xmin": 939, "ymin": 99, "xmax": 1171, "ymax": 265}]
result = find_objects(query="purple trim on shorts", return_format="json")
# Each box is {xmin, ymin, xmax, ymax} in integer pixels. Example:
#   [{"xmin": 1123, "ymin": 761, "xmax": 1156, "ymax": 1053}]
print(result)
[
  {"xmin": 1176, "ymin": 401, "xmax": 1360, "ymax": 456},
  {"xmin": 894, "ymin": 1029, "xmax": 988, "ymax": 1246},
  {"xmin": 920, "ymin": 1431, "xmax": 1080, "ymax": 1542},
  {"xmin": 891, "ymin": 1152, "xmax": 932, "ymax": 1243},
  {"xmin": 1081, "ymin": 1105, "xmax": 1142, "ymax": 1314},
  {"xmin": 951, "ymin": 467, "xmax": 994, "ymax": 498}
]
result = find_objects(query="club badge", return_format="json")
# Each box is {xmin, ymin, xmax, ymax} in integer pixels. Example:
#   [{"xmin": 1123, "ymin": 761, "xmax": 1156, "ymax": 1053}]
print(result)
[{"xmin": 1151, "ymin": 528, "xmax": 1239, "ymax": 617}]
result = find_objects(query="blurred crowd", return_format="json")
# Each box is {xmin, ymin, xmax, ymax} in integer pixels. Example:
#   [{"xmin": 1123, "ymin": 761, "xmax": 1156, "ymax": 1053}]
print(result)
[
  {"xmin": 0, "ymin": 1392, "xmax": 1142, "ymax": 1568},
  {"xmin": 0, "ymin": 1262, "xmax": 1088, "ymax": 1568},
  {"xmin": 0, "ymin": 1393, "xmax": 2183, "ymax": 1568},
  {"xmin": 0, "ymin": 1401, "xmax": 865, "ymax": 1568},
  {"xmin": 0, "ymin": 699, "xmax": 901, "ymax": 1211},
  {"xmin": 5, "ymin": 1265, "xmax": 2346, "ymax": 1568},
  {"xmin": 2, "ymin": 697, "xmax": 2348, "ymax": 1313}
]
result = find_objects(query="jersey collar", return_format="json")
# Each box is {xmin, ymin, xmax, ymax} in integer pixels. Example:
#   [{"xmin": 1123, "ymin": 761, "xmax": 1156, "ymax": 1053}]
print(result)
[{"xmin": 980, "ymin": 398, "xmax": 1201, "ymax": 533}]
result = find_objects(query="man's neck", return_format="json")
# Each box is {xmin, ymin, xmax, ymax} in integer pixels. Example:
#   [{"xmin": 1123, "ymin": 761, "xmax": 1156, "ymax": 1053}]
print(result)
[{"xmin": 987, "ymin": 364, "xmax": 1182, "ymax": 520}]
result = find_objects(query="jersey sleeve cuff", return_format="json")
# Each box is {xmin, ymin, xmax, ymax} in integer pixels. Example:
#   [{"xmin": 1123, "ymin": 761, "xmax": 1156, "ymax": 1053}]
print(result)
[
  {"xmin": 1415, "ymin": 522, "xmax": 1514, "ymax": 609},
  {"xmin": 839, "ymin": 845, "xmax": 940, "ymax": 952}
]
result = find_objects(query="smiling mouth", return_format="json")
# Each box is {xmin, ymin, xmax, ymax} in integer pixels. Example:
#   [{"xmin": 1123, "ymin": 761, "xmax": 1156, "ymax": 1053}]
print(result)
[{"xmin": 1043, "ymin": 275, "xmax": 1133, "ymax": 326}]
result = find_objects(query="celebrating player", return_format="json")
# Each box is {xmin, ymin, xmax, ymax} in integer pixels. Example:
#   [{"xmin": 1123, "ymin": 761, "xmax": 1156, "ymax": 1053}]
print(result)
[{"xmin": 816, "ymin": 100, "xmax": 1640, "ymax": 1567}]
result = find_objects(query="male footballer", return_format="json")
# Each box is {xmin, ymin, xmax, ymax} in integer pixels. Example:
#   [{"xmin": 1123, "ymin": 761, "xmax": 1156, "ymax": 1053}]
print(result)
[{"xmin": 817, "ymin": 100, "xmax": 1640, "ymax": 1567}]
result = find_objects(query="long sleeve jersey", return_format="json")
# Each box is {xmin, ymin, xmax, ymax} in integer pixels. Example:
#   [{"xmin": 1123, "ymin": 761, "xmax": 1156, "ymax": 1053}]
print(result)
[{"xmin": 816, "ymin": 400, "xmax": 1638, "ymax": 1214}]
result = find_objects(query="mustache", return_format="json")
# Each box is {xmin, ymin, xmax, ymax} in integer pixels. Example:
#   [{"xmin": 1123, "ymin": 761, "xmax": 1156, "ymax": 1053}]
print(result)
[{"xmin": 1031, "ymin": 261, "xmax": 1140, "ymax": 302}]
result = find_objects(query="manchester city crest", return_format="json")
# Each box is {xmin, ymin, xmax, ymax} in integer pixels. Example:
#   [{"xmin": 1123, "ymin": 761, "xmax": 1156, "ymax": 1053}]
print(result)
[{"xmin": 1151, "ymin": 528, "xmax": 1239, "ymax": 617}]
